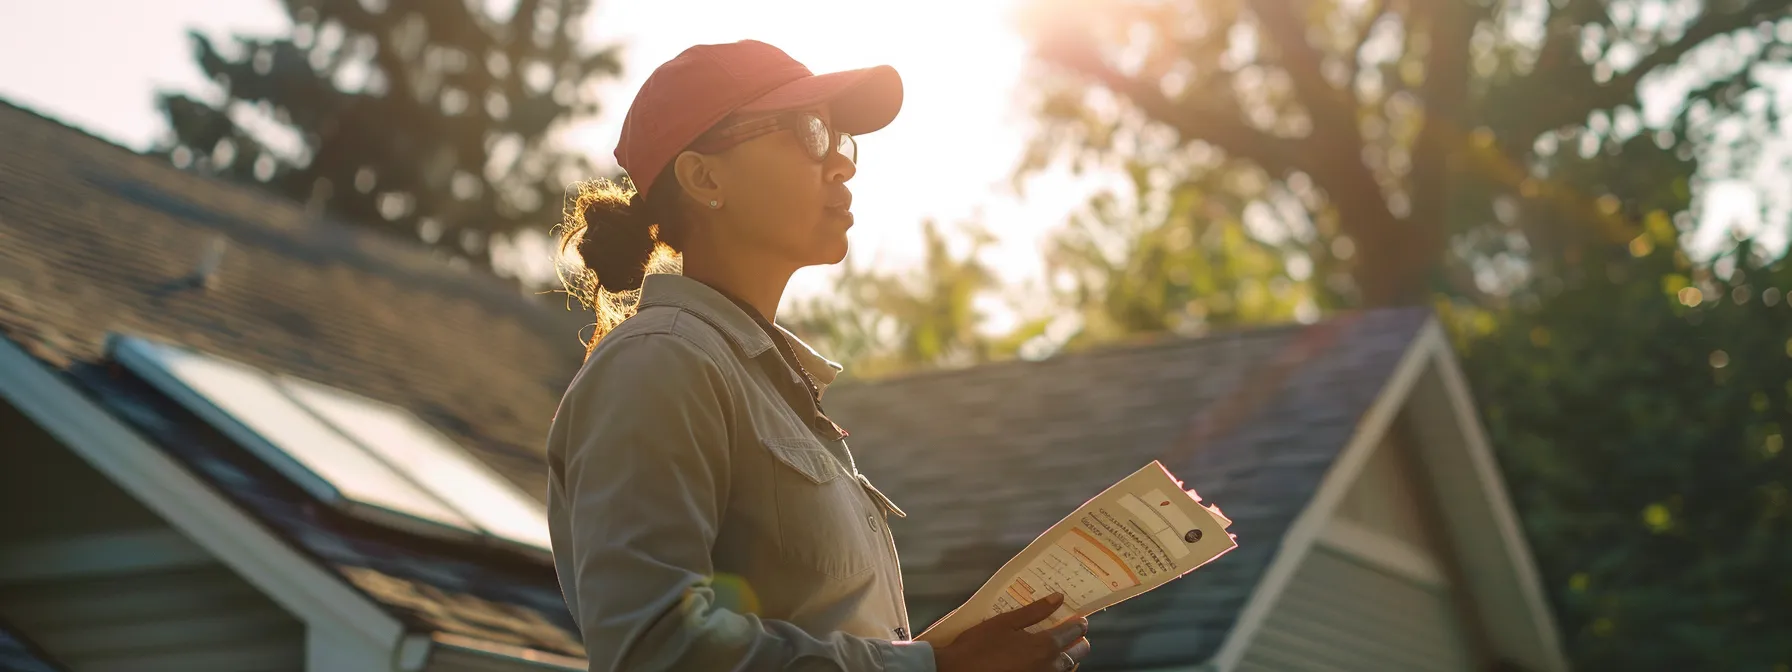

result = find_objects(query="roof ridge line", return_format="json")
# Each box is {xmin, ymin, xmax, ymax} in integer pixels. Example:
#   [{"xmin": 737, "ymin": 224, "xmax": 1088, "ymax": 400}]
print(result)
[{"xmin": 828, "ymin": 307, "xmax": 1424, "ymax": 389}]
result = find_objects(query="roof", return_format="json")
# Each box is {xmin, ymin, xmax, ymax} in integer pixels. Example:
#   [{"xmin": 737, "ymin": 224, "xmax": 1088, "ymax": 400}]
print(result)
[
  {"xmin": 824, "ymin": 308, "xmax": 1431, "ymax": 669},
  {"xmin": 0, "ymin": 100, "xmax": 590, "ymax": 657}
]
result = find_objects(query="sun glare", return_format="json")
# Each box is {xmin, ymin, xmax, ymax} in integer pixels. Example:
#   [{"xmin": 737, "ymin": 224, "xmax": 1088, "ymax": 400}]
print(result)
[{"xmin": 570, "ymin": 0, "xmax": 1082, "ymax": 299}]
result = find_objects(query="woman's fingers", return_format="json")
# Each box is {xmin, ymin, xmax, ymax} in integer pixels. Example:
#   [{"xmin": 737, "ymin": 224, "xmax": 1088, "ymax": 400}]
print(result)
[
  {"xmin": 1044, "ymin": 617, "xmax": 1089, "ymax": 650},
  {"xmin": 1063, "ymin": 637, "xmax": 1090, "ymax": 661},
  {"xmin": 981, "ymin": 593, "xmax": 1064, "ymax": 633},
  {"xmin": 1053, "ymin": 637, "xmax": 1090, "ymax": 670},
  {"xmin": 1035, "ymin": 617, "xmax": 1089, "ymax": 670}
]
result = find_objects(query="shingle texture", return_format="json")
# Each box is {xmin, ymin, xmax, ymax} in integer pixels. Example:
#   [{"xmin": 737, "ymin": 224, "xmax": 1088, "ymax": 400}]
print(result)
[{"xmin": 825, "ymin": 309, "xmax": 1428, "ymax": 668}]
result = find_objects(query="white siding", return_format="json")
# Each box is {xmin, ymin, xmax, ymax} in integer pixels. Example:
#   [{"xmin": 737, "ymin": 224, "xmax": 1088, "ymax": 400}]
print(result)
[
  {"xmin": 1334, "ymin": 433, "xmax": 1435, "ymax": 552},
  {"xmin": 0, "ymin": 563, "xmax": 303, "ymax": 672},
  {"xmin": 0, "ymin": 400, "xmax": 305, "ymax": 672},
  {"xmin": 1235, "ymin": 433, "xmax": 1482, "ymax": 672},
  {"xmin": 1235, "ymin": 547, "xmax": 1477, "ymax": 672}
]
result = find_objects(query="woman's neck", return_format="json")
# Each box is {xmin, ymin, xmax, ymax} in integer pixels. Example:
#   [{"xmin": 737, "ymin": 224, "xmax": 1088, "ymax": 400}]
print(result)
[{"xmin": 681, "ymin": 255, "xmax": 792, "ymax": 322}]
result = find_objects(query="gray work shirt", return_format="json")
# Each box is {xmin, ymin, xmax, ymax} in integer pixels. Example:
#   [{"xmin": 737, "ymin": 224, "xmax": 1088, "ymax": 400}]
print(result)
[{"xmin": 547, "ymin": 273, "xmax": 934, "ymax": 671}]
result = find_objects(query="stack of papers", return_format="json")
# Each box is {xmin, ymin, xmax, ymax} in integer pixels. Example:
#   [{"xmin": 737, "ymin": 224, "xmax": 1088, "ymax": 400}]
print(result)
[{"xmin": 918, "ymin": 461, "xmax": 1238, "ymax": 645}]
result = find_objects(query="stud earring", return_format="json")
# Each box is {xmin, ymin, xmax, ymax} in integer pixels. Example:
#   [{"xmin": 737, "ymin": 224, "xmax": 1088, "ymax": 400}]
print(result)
[{"xmin": 708, "ymin": 200, "xmax": 720, "ymax": 209}]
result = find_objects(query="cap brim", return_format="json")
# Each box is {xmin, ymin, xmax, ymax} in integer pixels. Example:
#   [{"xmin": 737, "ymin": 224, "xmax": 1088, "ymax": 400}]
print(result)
[{"xmin": 736, "ymin": 65, "xmax": 903, "ymax": 135}]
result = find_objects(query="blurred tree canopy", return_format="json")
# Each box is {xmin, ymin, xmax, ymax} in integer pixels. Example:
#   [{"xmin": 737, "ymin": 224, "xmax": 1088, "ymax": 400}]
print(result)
[
  {"xmin": 1003, "ymin": 0, "xmax": 1792, "ymax": 667},
  {"xmin": 1453, "ymin": 235, "xmax": 1792, "ymax": 669},
  {"xmin": 785, "ymin": 220, "xmax": 1053, "ymax": 378},
  {"xmin": 157, "ymin": 0, "xmax": 618, "ymax": 271},
  {"xmin": 1017, "ymin": 0, "xmax": 1791, "ymax": 313}
]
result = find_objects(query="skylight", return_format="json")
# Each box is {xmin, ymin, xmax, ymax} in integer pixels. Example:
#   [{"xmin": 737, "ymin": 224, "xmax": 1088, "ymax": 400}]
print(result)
[{"xmin": 109, "ymin": 334, "xmax": 551, "ymax": 554}]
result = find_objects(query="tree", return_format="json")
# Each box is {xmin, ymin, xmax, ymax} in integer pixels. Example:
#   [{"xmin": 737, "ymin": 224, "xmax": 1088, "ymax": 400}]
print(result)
[
  {"xmin": 1449, "ymin": 233, "xmax": 1792, "ymax": 668},
  {"xmin": 784, "ymin": 220, "xmax": 1047, "ymax": 378},
  {"xmin": 1017, "ymin": 0, "xmax": 1792, "ymax": 308},
  {"xmin": 1002, "ymin": 2, "xmax": 1792, "ymax": 666},
  {"xmin": 1041, "ymin": 156, "xmax": 1326, "ymax": 350},
  {"xmin": 157, "ymin": 0, "xmax": 618, "ymax": 272}
]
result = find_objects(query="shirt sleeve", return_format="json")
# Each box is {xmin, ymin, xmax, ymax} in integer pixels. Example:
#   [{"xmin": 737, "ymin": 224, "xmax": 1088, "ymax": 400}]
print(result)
[{"xmin": 550, "ymin": 331, "xmax": 937, "ymax": 672}]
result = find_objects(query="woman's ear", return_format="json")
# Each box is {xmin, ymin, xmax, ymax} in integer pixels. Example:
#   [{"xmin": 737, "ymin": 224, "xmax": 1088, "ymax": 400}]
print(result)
[{"xmin": 671, "ymin": 150, "xmax": 724, "ymax": 208}]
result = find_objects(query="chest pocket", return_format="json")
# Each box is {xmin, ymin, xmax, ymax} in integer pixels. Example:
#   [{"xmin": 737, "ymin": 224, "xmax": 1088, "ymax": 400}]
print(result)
[{"xmin": 761, "ymin": 436, "xmax": 876, "ymax": 579}]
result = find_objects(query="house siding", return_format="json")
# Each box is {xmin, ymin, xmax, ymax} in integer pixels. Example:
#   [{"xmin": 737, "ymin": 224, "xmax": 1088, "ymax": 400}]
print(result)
[
  {"xmin": 0, "ymin": 400, "xmax": 305, "ymax": 672},
  {"xmin": 1235, "ymin": 546, "xmax": 1477, "ymax": 672},
  {"xmin": 1234, "ymin": 432, "xmax": 1480, "ymax": 672},
  {"xmin": 1334, "ymin": 432, "xmax": 1436, "ymax": 548},
  {"xmin": 0, "ymin": 563, "xmax": 304, "ymax": 672}
]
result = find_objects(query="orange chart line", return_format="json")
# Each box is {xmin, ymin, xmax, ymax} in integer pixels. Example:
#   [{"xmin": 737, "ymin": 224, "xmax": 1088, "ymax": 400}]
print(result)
[
  {"xmin": 1071, "ymin": 528, "xmax": 1140, "ymax": 584},
  {"xmin": 1072, "ymin": 549, "xmax": 1109, "ymax": 577}
]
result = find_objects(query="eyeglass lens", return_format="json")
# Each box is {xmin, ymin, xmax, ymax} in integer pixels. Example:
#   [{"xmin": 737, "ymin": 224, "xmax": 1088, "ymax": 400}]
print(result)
[
  {"xmin": 837, "ymin": 133, "xmax": 856, "ymax": 163},
  {"xmin": 798, "ymin": 113, "xmax": 855, "ymax": 163}
]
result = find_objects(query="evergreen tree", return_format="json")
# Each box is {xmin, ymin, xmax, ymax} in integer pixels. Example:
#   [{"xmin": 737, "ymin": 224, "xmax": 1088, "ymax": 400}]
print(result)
[{"xmin": 157, "ymin": 0, "xmax": 618, "ymax": 274}]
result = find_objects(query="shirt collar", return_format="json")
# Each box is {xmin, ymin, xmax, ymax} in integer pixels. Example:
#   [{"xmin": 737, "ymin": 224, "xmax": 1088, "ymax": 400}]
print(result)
[{"xmin": 635, "ymin": 273, "xmax": 844, "ymax": 392}]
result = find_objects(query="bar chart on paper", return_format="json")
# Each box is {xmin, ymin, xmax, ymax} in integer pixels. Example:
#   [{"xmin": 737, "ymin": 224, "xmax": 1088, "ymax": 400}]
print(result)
[{"xmin": 993, "ymin": 528, "xmax": 1145, "ymax": 628}]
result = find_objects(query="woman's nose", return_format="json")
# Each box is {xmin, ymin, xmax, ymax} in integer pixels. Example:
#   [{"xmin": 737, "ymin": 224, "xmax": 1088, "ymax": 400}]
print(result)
[{"xmin": 824, "ymin": 148, "xmax": 856, "ymax": 183}]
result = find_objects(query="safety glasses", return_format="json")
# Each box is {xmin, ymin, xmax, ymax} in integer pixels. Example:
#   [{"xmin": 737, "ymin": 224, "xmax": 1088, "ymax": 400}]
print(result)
[{"xmin": 691, "ymin": 111, "xmax": 857, "ymax": 164}]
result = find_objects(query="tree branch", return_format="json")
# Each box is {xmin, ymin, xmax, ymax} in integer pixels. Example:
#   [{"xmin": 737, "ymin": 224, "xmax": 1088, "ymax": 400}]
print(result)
[
  {"xmin": 1246, "ymin": 0, "xmax": 1396, "ymax": 264},
  {"xmin": 1253, "ymin": 0, "xmax": 1362, "ymax": 143},
  {"xmin": 1096, "ymin": 65, "xmax": 1309, "ymax": 180},
  {"xmin": 1407, "ymin": 1, "xmax": 1479, "ymax": 272},
  {"xmin": 1532, "ymin": 0, "xmax": 1792, "ymax": 137},
  {"xmin": 1036, "ymin": 19, "xmax": 1415, "ymax": 304},
  {"xmin": 1037, "ymin": 34, "xmax": 1311, "ymax": 180}
]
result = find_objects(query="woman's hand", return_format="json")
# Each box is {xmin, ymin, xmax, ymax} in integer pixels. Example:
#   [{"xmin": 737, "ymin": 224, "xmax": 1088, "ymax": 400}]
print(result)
[{"xmin": 932, "ymin": 594, "xmax": 1091, "ymax": 672}]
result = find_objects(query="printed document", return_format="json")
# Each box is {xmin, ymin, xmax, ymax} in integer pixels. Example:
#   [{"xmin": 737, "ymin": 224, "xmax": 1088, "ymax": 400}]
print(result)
[{"xmin": 917, "ymin": 460, "xmax": 1237, "ymax": 646}]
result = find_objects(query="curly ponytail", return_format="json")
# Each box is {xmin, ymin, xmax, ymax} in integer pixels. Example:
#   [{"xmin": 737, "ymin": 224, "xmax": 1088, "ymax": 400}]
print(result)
[{"xmin": 556, "ymin": 167, "xmax": 687, "ymax": 354}]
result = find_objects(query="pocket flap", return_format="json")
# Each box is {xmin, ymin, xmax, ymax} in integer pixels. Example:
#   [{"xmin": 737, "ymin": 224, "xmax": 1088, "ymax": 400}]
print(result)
[
  {"xmin": 856, "ymin": 473, "xmax": 908, "ymax": 518},
  {"xmin": 761, "ymin": 437, "xmax": 842, "ymax": 485}
]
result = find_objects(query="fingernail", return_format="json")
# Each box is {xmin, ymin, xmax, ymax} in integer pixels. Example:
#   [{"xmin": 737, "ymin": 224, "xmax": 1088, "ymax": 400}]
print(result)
[{"xmin": 1046, "ymin": 593, "xmax": 1064, "ymax": 605}]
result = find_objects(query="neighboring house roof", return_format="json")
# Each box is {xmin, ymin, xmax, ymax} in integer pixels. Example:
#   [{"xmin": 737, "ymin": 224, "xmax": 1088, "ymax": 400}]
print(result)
[
  {"xmin": 825, "ymin": 309, "xmax": 1433, "ymax": 669},
  {"xmin": 0, "ymin": 101, "xmax": 590, "ymax": 661}
]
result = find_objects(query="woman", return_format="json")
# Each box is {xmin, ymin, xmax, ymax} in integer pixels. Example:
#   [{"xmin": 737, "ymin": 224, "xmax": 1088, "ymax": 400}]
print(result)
[{"xmin": 546, "ymin": 40, "xmax": 1092, "ymax": 672}]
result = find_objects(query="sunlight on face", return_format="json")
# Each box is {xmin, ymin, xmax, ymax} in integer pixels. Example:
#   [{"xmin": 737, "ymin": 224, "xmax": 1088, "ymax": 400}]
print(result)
[
  {"xmin": 565, "ymin": 0, "xmax": 1055, "ymax": 289},
  {"xmin": 698, "ymin": 107, "xmax": 858, "ymax": 269}
]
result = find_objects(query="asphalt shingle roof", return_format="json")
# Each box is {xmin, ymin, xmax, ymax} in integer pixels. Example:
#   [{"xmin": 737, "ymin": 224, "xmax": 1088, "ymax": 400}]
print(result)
[
  {"xmin": 0, "ymin": 100, "xmax": 589, "ymax": 657},
  {"xmin": 825, "ymin": 309, "xmax": 1428, "ymax": 668}
]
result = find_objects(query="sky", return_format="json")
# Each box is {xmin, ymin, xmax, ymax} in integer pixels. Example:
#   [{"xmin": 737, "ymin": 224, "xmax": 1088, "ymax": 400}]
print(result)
[{"xmin": 0, "ymin": 0, "xmax": 1100, "ymax": 305}]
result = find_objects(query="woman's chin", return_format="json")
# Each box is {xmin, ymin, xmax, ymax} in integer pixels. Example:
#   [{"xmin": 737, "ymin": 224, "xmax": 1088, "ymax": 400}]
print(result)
[{"xmin": 818, "ymin": 240, "xmax": 850, "ymax": 265}]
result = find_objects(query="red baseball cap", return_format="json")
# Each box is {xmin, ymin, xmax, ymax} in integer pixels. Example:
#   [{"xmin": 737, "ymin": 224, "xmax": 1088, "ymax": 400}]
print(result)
[{"xmin": 614, "ymin": 40, "xmax": 903, "ymax": 197}]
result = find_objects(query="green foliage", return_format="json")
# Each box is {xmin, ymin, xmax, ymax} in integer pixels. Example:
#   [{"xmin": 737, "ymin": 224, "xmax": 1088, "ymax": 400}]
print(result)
[
  {"xmin": 980, "ymin": 1, "xmax": 1792, "ymax": 666},
  {"xmin": 1016, "ymin": 0, "xmax": 1792, "ymax": 306},
  {"xmin": 1044, "ymin": 164, "xmax": 1325, "ymax": 349},
  {"xmin": 784, "ymin": 220, "xmax": 1039, "ymax": 378},
  {"xmin": 157, "ymin": 0, "xmax": 618, "ymax": 270},
  {"xmin": 1450, "ymin": 237, "xmax": 1792, "ymax": 669}
]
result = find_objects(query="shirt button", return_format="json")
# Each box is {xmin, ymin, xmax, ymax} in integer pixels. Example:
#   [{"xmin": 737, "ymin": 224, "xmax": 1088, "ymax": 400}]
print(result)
[{"xmin": 866, "ymin": 514, "xmax": 879, "ymax": 531}]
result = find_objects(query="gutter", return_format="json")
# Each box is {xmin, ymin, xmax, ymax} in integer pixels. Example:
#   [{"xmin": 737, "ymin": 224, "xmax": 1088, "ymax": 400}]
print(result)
[{"xmin": 397, "ymin": 632, "xmax": 588, "ymax": 671}]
